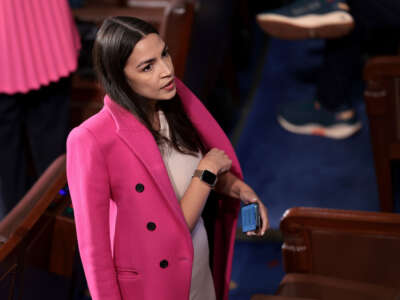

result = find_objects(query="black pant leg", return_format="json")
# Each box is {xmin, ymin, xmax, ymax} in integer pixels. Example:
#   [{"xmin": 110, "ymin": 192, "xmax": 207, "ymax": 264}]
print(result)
[
  {"xmin": 316, "ymin": 31, "xmax": 363, "ymax": 111},
  {"xmin": 0, "ymin": 93, "xmax": 27, "ymax": 217},
  {"xmin": 317, "ymin": 0, "xmax": 400, "ymax": 111},
  {"xmin": 348, "ymin": 0, "xmax": 400, "ymax": 30},
  {"xmin": 25, "ymin": 77, "xmax": 70, "ymax": 176}
]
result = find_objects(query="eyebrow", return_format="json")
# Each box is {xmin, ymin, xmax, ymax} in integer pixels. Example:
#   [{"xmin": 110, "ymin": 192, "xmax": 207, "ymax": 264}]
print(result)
[{"xmin": 136, "ymin": 44, "xmax": 168, "ymax": 69}]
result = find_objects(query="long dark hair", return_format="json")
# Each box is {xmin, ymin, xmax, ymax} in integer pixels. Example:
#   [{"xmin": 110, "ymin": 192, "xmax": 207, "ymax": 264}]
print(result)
[{"xmin": 93, "ymin": 16, "xmax": 206, "ymax": 155}]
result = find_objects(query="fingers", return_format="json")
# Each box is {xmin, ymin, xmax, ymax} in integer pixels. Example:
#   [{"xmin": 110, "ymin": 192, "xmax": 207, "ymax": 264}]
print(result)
[
  {"xmin": 245, "ymin": 201, "xmax": 269, "ymax": 237},
  {"xmin": 239, "ymin": 190, "xmax": 258, "ymax": 204},
  {"xmin": 215, "ymin": 149, "xmax": 232, "ymax": 172},
  {"xmin": 239, "ymin": 189, "xmax": 269, "ymax": 236},
  {"xmin": 259, "ymin": 204, "xmax": 269, "ymax": 235},
  {"xmin": 246, "ymin": 231, "xmax": 257, "ymax": 236},
  {"xmin": 201, "ymin": 148, "xmax": 232, "ymax": 175},
  {"xmin": 259, "ymin": 219, "xmax": 269, "ymax": 236}
]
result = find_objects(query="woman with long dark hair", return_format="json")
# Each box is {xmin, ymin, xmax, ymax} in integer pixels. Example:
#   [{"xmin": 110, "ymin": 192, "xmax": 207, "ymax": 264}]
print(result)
[{"xmin": 66, "ymin": 16, "xmax": 268, "ymax": 300}]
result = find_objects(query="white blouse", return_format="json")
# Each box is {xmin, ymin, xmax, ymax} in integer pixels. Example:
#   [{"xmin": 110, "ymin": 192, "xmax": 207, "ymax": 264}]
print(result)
[{"xmin": 158, "ymin": 111, "xmax": 216, "ymax": 300}]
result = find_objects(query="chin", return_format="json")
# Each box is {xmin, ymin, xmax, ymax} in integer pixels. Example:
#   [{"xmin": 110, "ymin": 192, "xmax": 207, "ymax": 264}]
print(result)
[{"xmin": 160, "ymin": 88, "xmax": 176, "ymax": 100}]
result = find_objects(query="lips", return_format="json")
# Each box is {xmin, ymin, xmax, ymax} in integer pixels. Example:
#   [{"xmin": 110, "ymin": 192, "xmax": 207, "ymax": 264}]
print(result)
[{"xmin": 161, "ymin": 79, "xmax": 174, "ymax": 89}]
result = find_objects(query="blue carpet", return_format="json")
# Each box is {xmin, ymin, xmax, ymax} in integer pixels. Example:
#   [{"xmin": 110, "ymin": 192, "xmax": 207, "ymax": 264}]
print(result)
[
  {"xmin": 235, "ymin": 37, "xmax": 380, "ymax": 229},
  {"xmin": 229, "ymin": 241, "xmax": 284, "ymax": 300}
]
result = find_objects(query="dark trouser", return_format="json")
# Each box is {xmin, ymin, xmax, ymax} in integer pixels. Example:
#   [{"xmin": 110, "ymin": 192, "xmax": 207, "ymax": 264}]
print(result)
[
  {"xmin": 317, "ymin": 0, "xmax": 400, "ymax": 111},
  {"xmin": 0, "ymin": 78, "xmax": 70, "ymax": 218}
]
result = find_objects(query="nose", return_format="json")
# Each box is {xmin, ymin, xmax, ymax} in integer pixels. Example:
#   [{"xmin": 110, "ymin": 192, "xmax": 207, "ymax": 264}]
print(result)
[{"xmin": 159, "ymin": 59, "xmax": 173, "ymax": 78}]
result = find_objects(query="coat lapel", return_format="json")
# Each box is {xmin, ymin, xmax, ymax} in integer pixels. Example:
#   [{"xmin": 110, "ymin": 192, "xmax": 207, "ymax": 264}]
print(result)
[{"xmin": 104, "ymin": 96, "xmax": 190, "ymax": 237}]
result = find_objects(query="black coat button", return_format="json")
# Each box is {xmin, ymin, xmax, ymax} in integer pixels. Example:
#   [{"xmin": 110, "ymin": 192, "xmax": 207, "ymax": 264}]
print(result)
[
  {"xmin": 135, "ymin": 183, "xmax": 144, "ymax": 193},
  {"xmin": 160, "ymin": 260, "xmax": 168, "ymax": 269},
  {"xmin": 147, "ymin": 222, "xmax": 156, "ymax": 231}
]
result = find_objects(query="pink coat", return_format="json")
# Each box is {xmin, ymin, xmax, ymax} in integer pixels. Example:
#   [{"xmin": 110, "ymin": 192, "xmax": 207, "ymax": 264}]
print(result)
[
  {"xmin": 66, "ymin": 78, "xmax": 243, "ymax": 300},
  {"xmin": 0, "ymin": 0, "xmax": 80, "ymax": 94}
]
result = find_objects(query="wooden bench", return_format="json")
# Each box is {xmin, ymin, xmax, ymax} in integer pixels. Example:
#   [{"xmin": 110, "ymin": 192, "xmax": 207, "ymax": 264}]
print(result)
[
  {"xmin": 364, "ymin": 56, "xmax": 400, "ymax": 212},
  {"xmin": 0, "ymin": 155, "xmax": 76, "ymax": 300},
  {"xmin": 252, "ymin": 207, "xmax": 400, "ymax": 299}
]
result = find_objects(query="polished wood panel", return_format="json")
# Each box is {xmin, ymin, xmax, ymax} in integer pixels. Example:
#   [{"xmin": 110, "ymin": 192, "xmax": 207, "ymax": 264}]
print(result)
[
  {"xmin": 252, "ymin": 207, "xmax": 400, "ymax": 299},
  {"xmin": 48, "ymin": 216, "xmax": 76, "ymax": 277},
  {"xmin": 280, "ymin": 207, "xmax": 400, "ymax": 278},
  {"xmin": 364, "ymin": 56, "xmax": 400, "ymax": 211},
  {"xmin": 0, "ymin": 155, "xmax": 76, "ymax": 299}
]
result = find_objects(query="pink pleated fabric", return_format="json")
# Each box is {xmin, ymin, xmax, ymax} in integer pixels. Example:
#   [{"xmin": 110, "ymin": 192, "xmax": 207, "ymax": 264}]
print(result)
[{"xmin": 0, "ymin": 0, "xmax": 81, "ymax": 94}]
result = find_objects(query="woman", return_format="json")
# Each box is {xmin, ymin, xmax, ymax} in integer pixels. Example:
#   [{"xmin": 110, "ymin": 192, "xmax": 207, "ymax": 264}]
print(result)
[{"xmin": 66, "ymin": 16, "xmax": 268, "ymax": 300}]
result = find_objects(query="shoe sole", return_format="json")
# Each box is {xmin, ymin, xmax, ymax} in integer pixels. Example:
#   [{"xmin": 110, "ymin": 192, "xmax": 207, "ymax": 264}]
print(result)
[
  {"xmin": 256, "ymin": 11, "xmax": 354, "ymax": 39},
  {"xmin": 277, "ymin": 116, "xmax": 362, "ymax": 139}
]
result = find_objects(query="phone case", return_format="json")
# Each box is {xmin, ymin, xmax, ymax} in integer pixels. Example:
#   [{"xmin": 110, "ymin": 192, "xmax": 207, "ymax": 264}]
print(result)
[{"xmin": 241, "ymin": 203, "xmax": 260, "ymax": 232}]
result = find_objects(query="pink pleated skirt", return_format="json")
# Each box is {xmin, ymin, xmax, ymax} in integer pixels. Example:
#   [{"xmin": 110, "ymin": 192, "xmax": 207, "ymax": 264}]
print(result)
[{"xmin": 0, "ymin": 0, "xmax": 81, "ymax": 94}]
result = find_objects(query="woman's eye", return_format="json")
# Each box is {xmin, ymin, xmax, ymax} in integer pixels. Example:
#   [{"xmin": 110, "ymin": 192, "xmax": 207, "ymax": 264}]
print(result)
[{"xmin": 142, "ymin": 64, "xmax": 152, "ymax": 72}]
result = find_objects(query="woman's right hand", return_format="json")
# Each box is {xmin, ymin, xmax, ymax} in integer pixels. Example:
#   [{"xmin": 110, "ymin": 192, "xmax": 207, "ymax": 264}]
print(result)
[{"xmin": 197, "ymin": 148, "xmax": 232, "ymax": 175}]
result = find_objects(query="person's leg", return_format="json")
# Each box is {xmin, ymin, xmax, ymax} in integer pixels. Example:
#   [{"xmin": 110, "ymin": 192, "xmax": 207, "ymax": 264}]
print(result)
[
  {"xmin": 276, "ymin": 21, "xmax": 364, "ymax": 139},
  {"xmin": 277, "ymin": 0, "xmax": 400, "ymax": 138},
  {"xmin": 317, "ymin": 0, "xmax": 400, "ymax": 111},
  {"xmin": 0, "ymin": 94, "xmax": 27, "ymax": 217},
  {"xmin": 25, "ymin": 77, "xmax": 70, "ymax": 176},
  {"xmin": 316, "ymin": 30, "xmax": 363, "ymax": 111},
  {"xmin": 348, "ymin": 0, "xmax": 400, "ymax": 30}
]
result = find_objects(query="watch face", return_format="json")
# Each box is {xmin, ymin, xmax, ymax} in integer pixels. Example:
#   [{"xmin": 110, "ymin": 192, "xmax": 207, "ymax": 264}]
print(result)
[{"xmin": 202, "ymin": 170, "xmax": 217, "ymax": 185}]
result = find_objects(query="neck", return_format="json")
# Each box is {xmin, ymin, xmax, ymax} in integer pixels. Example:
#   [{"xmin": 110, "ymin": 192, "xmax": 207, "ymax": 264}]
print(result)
[
  {"xmin": 149, "ymin": 99, "xmax": 158, "ymax": 111},
  {"xmin": 151, "ymin": 109, "xmax": 161, "ymax": 132}
]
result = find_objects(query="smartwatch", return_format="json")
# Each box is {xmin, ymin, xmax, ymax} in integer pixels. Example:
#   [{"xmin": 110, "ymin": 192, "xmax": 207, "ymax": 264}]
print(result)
[{"xmin": 193, "ymin": 169, "xmax": 217, "ymax": 188}]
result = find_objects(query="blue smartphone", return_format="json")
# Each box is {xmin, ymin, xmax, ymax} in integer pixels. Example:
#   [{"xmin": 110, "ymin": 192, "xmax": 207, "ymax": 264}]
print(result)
[{"xmin": 241, "ymin": 203, "xmax": 260, "ymax": 233}]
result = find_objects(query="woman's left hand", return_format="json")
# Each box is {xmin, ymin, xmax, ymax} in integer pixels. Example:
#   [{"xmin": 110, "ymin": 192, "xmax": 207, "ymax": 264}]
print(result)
[{"xmin": 240, "ymin": 189, "xmax": 269, "ymax": 236}]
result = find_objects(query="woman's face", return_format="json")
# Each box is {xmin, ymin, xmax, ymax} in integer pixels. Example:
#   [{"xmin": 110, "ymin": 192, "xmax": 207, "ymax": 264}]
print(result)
[{"xmin": 124, "ymin": 33, "xmax": 176, "ymax": 101}]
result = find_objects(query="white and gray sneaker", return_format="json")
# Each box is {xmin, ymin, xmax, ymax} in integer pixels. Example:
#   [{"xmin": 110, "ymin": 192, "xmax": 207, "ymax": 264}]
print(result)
[
  {"xmin": 256, "ymin": 0, "xmax": 354, "ymax": 40},
  {"xmin": 277, "ymin": 99, "xmax": 362, "ymax": 139}
]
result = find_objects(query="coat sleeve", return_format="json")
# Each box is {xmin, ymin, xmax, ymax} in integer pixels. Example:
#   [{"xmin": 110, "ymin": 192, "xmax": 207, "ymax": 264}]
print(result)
[
  {"xmin": 66, "ymin": 126, "xmax": 122, "ymax": 300},
  {"xmin": 175, "ymin": 77, "xmax": 243, "ymax": 180}
]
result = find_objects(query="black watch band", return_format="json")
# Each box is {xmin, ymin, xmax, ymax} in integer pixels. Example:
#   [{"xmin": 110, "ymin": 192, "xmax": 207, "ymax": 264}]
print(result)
[{"xmin": 193, "ymin": 169, "xmax": 217, "ymax": 188}]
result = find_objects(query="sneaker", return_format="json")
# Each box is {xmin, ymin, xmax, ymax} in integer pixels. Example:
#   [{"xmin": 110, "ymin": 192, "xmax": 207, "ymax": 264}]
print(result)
[
  {"xmin": 256, "ymin": 0, "xmax": 354, "ymax": 40},
  {"xmin": 277, "ymin": 99, "xmax": 362, "ymax": 139}
]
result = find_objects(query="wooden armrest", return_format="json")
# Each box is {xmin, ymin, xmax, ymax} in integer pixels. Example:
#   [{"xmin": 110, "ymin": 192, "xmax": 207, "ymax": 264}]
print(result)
[
  {"xmin": 0, "ymin": 155, "xmax": 67, "ymax": 261},
  {"xmin": 281, "ymin": 207, "xmax": 400, "ymax": 232},
  {"xmin": 280, "ymin": 207, "xmax": 400, "ymax": 288},
  {"xmin": 364, "ymin": 56, "xmax": 400, "ymax": 80}
]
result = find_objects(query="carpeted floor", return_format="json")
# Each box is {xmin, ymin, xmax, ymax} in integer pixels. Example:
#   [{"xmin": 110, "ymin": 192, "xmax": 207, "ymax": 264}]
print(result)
[
  {"xmin": 234, "ymin": 37, "xmax": 380, "ymax": 230},
  {"xmin": 228, "ymin": 22, "xmax": 391, "ymax": 299},
  {"xmin": 229, "ymin": 240, "xmax": 285, "ymax": 300}
]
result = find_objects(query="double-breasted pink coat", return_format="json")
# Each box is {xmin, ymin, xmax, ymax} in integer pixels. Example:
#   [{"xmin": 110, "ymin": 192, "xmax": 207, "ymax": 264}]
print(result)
[{"xmin": 66, "ymin": 78, "xmax": 243, "ymax": 300}]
